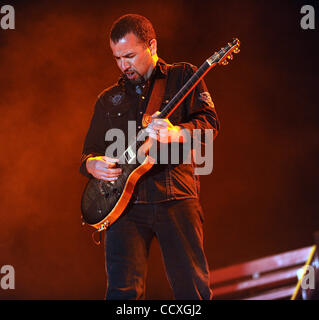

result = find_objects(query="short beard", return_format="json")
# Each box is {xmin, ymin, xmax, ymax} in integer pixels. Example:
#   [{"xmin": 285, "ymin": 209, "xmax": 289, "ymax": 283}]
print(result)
[{"xmin": 124, "ymin": 71, "xmax": 144, "ymax": 85}]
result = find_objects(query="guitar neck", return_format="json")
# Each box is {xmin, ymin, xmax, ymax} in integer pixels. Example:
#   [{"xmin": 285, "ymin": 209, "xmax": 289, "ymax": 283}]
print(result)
[
  {"xmin": 158, "ymin": 56, "xmax": 218, "ymax": 119},
  {"xmin": 158, "ymin": 38, "xmax": 239, "ymax": 119}
]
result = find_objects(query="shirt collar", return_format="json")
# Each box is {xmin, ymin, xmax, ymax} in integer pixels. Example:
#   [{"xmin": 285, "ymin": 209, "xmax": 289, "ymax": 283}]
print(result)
[{"xmin": 156, "ymin": 58, "xmax": 169, "ymax": 77}]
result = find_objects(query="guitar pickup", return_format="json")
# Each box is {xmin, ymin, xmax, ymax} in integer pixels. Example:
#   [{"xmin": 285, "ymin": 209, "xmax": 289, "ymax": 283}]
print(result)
[{"xmin": 124, "ymin": 146, "xmax": 136, "ymax": 164}]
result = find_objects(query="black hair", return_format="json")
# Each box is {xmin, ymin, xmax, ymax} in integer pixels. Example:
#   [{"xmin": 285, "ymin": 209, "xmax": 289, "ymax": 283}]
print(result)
[{"xmin": 110, "ymin": 14, "xmax": 156, "ymax": 45}]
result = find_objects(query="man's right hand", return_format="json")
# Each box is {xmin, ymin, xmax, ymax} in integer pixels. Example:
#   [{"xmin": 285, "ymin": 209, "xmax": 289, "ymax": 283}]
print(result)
[{"xmin": 86, "ymin": 156, "xmax": 122, "ymax": 181}]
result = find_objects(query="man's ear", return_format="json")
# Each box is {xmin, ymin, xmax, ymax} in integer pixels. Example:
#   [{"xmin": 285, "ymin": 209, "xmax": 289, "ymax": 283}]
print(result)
[{"xmin": 149, "ymin": 39, "xmax": 157, "ymax": 56}]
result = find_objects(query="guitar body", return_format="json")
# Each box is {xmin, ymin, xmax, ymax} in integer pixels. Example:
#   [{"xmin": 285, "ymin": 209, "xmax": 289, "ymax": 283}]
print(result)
[{"xmin": 81, "ymin": 154, "xmax": 155, "ymax": 230}]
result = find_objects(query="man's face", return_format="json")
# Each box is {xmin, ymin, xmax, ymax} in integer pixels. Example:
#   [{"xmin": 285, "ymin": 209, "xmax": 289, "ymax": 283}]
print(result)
[{"xmin": 110, "ymin": 32, "xmax": 156, "ymax": 84}]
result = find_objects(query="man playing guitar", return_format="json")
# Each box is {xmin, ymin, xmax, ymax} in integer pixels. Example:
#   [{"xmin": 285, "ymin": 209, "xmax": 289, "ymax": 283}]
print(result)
[{"xmin": 80, "ymin": 14, "xmax": 219, "ymax": 299}]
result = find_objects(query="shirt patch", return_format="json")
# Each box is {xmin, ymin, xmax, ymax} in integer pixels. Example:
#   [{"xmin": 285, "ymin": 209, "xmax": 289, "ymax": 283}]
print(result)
[
  {"xmin": 110, "ymin": 93, "xmax": 124, "ymax": 105},
  {"xmin": 199, "ymin": 92, "xmax": 214, "ymax": 108}
]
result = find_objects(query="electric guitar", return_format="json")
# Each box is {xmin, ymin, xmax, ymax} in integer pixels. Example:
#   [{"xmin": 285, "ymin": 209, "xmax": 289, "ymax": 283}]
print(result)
[{"xmin": 81, "ymin": 38, "xmax": 240, "ymax": 233}]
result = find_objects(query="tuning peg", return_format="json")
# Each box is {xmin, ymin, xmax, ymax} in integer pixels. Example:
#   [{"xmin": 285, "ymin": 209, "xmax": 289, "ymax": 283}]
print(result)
[
  {"xmin": 227, "ymin": 54, "xmax": 233, "ymax": 60},
  {"xmin": 221, "ymin": 60, "xmax": 229, "ymax": 66},
  {"xmin": 234, "ymin": 47, "xmax": 240, "ymax": 54}
]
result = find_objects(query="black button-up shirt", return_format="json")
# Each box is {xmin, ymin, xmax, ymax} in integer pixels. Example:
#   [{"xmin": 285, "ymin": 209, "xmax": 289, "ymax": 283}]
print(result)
[{"xmin": 80, "ymin": 58, "xmax": 220, "ymax": 203}]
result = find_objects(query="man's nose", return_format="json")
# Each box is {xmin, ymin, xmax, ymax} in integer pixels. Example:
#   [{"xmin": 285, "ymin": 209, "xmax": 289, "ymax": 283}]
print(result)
[{"xmin": 121, "ymin": 59, "xmax": 130, "ymax": 71}]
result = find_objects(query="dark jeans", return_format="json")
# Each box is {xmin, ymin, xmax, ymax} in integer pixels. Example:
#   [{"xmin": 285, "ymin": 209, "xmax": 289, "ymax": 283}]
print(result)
[{"xmin": 104, "ymin": 198, "xmax": 213, "ymax": 300}]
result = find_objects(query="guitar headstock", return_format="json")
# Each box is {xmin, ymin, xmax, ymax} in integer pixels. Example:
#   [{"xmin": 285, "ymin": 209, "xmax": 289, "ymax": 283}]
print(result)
[{"xmin": 207, "ymin": 38, "xmax": 240, "ymax": 66}]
